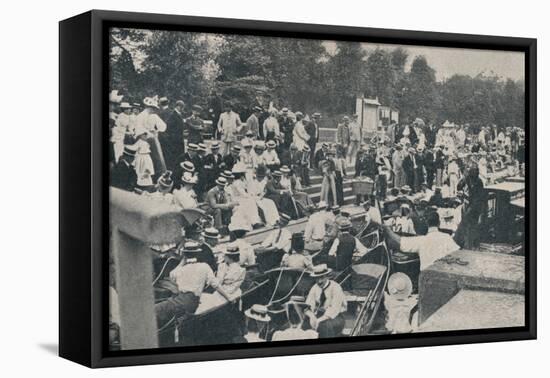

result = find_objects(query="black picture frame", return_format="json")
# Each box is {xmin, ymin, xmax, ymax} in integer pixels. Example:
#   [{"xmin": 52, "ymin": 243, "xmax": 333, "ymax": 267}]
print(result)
[{"xmin": 59, "ymin": 9, "xmax": 537, "ymax": 368}]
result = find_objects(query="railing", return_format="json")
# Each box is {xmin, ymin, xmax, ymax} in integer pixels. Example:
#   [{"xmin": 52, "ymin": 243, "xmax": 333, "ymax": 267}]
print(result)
[{"xmin": 110, "ymin": 187, "xmax": 186, "ymax": 350}]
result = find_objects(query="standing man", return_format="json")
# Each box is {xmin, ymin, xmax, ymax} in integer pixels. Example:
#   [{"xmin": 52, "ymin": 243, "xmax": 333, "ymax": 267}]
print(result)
[
  {"xmin": 185, "ymin": 105, "xmax": 205, "ymax": 145},
  {"xmin": 245, "ymin": 106, "xmax": 262, "ymax": 139},
  {"xmin": 306, "ymin": 113, "xmax": 321, "ymax": 168},
  {"xmin": 336, "ymin": 116, "xmax": 351, "ymax": 158},
  {"xmin": 348, "ymin": 114, "xmax": 362, "ymax": 165},
  {"xmin": 202, "ymin": 141, "xmax": 223, "ymax": 192},
  {"xmin": 218, "ymin": 103, "xmax": 243, "ymax": 155},
  {"xmin": 158, "ymin": 97, "xmax": 171, "ymax": 122},
  {"xmin": 160, "ymin": 100, "xmax": 186, "ymax": 172},
  {"xmin": 304, "ymin": 264, "xmax": 347, "ymax": 338},
  {"xmin": 278, "ymin": 107, "xmax": 295, "ymax": 150}
]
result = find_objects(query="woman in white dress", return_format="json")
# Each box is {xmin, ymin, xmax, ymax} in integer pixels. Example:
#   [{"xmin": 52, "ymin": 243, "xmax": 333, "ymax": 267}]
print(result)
[
  {"xmin": 228, "ymin": 163, "xmax": 263, "ymax": 231},
  {"xmin": 132, "ymin": 126, "xmax": 155, "ymax": 188},
  {"xmin": 173, "ymin": 172, "xmax": 199, "ymax": 209}
]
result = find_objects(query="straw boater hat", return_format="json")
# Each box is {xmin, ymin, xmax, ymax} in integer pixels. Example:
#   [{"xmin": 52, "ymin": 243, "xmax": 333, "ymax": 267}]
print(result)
[
  {"xmin": 302, "ymin": 145, "xmax": 311, "ymax": 152},
  {"xmin": 192, "ymin": 104, "xmax": 203, "ymax": 112},
  {"xmin": 253, "ymin": 105, "xmax": 263, "ymax": 112},
  {"xmin": 181, "ymin": 240, "xmax": 202, "ymax": 255},
  {"xmin": 322, "ymin": 142, "xmax": 329, "ymax": 149},
  {"xmin": 310, "ymin": 264, "xmax": 332, "ymax": 278},
  {"xmin": 290, "ymin": 144, "xmax": 298, "ymax": 150},
  {"xmin": 187, "ymin": 143, "xmax": 199, "ymax": 152},
  {"xmin": 282, "ymin": 107, "xmax": 289, "ymax": 113},
  {"xmin": 387, "ymin": 272, "xmax": 413, "ymax": 300},
  {"xmin": 132, "ymin": 103, "xmax": 141, "ymax": 109},
  {"xmin": 202, "ymin": 227, "xmax": 220, "ymax": 240},
  {"xmin": 280, "ymin": 165, "xmax": 291, "ymax": 174},
  {"xmin": 313, "ymin": 112, "xmax": 321, "ymax": 118},
  {"xmin": 182, "ymin": 172, "xmax": 197, "ymax": 185},
  {"xmin": 120, "ymin": 146, "xmax": 136, "ymax": 160},
  {"xmin": 159, "ymin": 96, "xmax": 169, "ymax": 106},
  {"xmin": 120, "ymin": 102, "xmax": 132, "ymax": 109},
  {"xmin": 272, "ymin": 170, "xmax": 283, "ymax": 177},
  {"xmin": 245, "ymin": 304, "xmax": 271, "ymax": 322},
  {"xmin": 221, "ymin": 170, "xmax": 234, "ymax": 180},
  {"xmin": 400, "ymin": 185, "xmax": 412, "ymax": 194},
  {"xmin": 254, "ymin": 141, "xmax": 266, "ymax": 150},
  {"xmin": 266, "ymin": 140, "xmax": 276, "ymax": 149},
  {"xmin": 198, "ymin": 143, "xmax": 207, "ymax": 152},
  {"xmin": 317, "ymin": 200, "xmax": 328, "ymax": 210},
  {"xmin": 210, "ymin": 141, "xmax": 220, "ymax": 150},
  {"xmin": 232, "ymin": 145, "xmax": 242, "ymax": 153},
  {"xmin": 338, "ymin": 219, "xmax": 353, "ymax": 232},
  {"xmin": 215, "ymin": 176, "xmax": 228, "ymax": 186},
  {"xmin": 143, "ymin": 96, "xmax": 160, "ymax": 109},
  {"xmin": 241, "ymin": 139, "xmax": 253, "ymax": 148},
  {"xmin": 224, "ymin": 245, "xmax": 241, "ymax": 258},
  {"xmin": 180, "ymin": 161, "xmax": 195, "ymax": 173}
]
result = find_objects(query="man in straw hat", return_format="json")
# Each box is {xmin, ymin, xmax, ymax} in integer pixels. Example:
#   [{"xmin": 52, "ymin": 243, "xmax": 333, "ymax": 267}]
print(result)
[
  {"xmin": 245, "ymin": 106, "xmax": 262, "ymax": 139},
  {"xmin": 242, "ymin": 304, "xmax": 271, "ymax": 343},
  {"xmin": 154, "ymin": 241, "xmax": 233, "ymax": 329},
  {"xmin": 202, "ymin": 141, "xmax": 223, "ymax": 191},
  {"xmin": 304, "ymin": 201, "xmax": 330, "ymax": 253},
  {"xmin": 205, "ymin": 176, "xmax": 236, "ymax": 232},
  {"xmin": 304, "ymin": 264, "xmax": 347, "ymax": 338},
  {"xmin": 110, "ymin": 145, "xmax": 138, "ymax": 192},
  {"xmin": 272, "ymin": 296, "xmax": 318, "ymax": 341},
  {"xmin": 327, "ymin": 219, "xmax": 356, "ymax": 271}
]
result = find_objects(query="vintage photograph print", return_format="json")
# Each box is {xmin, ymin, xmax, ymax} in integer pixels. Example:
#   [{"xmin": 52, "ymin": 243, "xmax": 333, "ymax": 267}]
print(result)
[{"xmin": 108, "ymin": 26, "xmax": 527, "ymax": 352}]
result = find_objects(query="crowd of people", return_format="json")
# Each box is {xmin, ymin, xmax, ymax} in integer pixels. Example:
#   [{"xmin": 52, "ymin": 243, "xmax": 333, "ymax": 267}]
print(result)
[{"xmin": 109, "ymin": 88, "xmax": 525, "ymax": 343}]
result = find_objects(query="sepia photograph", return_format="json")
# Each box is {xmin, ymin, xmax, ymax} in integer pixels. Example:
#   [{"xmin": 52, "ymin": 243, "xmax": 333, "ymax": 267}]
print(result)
[{"xmin": 107, "ymin": 26, "xmax": 527, "ymax": 351}]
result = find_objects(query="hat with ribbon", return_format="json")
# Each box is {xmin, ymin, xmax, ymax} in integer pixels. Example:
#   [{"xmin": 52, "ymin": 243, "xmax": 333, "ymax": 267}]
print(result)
[
  {"xmin": 245, "ymin": 304, "xmax": 271, "ymax": 322},
  {"xmin": 387, "ymin": 272, "xmax": 413, "ymax": 300},
  {"xmin": 310, "ymin": 264, "xmax": 332, "ymax": 278}
]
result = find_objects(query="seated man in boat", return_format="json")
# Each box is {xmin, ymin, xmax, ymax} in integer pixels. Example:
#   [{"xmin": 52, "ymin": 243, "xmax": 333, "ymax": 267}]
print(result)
[
  {"xmin": 205, "ymin": 176, "xmax": 236, "ymax": 234},
  {"xmin": 281, "ymin": 232, "xmax": 314, "ymax": 271},
  {"xmin": 265, "ymin": 170, "xmax": 298, "ymax": 218},
  {"xmin": 380, "ymin": 211, "xmax": 460, "ymax": 272},
  {"xmin": 304, "ymin": 264, "xmax": 347, "ymax": 338},
  {"xmin": 200, "ymin": 227, "xmax": 223, "ymax": 271},
  {"xmin": 255, "ymin": 213, "xmax": 292, "ymax": 271},
  {"xmin": 154, "ymin": 241, "xmax": 233, "ymax": 329},
  {"xmin": 242, "ymin": 304, "xmax": 271, "ymax": 343},
  {"xmin": 280, "ymin": 164, "xmax": 313, "ymax": 216},
  {"xmin": 304, "ymin": 201, "xmax": 329, "ymax": 253},
  {"xmin": 272, "ymin": 296, "xmax": 318, "ymax": 341},
  {"xmin": 194, "ymin": 246, "xmax": 246, "ymax": 314}
]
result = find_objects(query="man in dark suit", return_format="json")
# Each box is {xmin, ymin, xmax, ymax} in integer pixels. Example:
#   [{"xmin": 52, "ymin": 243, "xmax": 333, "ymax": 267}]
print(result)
[
  {"xmin": 159, "ymin": 100, "xmax": 186, "ymax": 172},
  {"xmin": 110, "ymin": 146, "xmax": 137, "ymax": 192},
  {"xmin": 278, "ymin": 108, "xmax": 295, "ymax": 149},
  {"xmin": 306, "ymin": 113, "xmax": 320, "ymax": 167},
  {"xmin": 221, "ymin": 145, "xmax": 241, "ymax": 172},
  {"xmin": 202, "ymin": 141, "xmax": 224, "ymax": 192},
  {"xmin": 403, "ymin": 148, "xmax": 416, "ymax": 192},
  {"xmin": 314, "ymin": 143, "xmax": 329, "ymax": 171},
  {"xmin": 424, "ymin": 147, "xmax": 435, "ymax": 188}
]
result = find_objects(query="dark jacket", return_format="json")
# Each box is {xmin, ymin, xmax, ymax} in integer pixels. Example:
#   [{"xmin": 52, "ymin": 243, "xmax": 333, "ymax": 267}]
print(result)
[
  {"xmin": 159, "ymin": 110, "xmax": 185, "ymax": 171},
  {"xmin": 110, "ymin": 159, "xmax": 137, "ymax": 192}
]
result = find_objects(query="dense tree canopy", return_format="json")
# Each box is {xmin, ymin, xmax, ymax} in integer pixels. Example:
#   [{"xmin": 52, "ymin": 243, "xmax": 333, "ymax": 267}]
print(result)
[{"xmin": 109, "ymin": 28, "xmax": 525, "ymax": 129}]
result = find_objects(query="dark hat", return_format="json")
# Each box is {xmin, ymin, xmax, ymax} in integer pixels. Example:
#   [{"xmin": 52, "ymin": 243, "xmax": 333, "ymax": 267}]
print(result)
[
  {"xmin": 291, "ymin": 232, "xmax": 304, "ymax": 243},
  {"xmin": 123, "ymin": 145, "xmax": 137, "ymax": 157},
  {"xmin": 158, "ymin": 170, "xmax": 173, "ymax": 189},
  {"xmin": 255, "ymin": 165, "xmax": 267, "ymax": 177},
  {"xmin": 159, "ymin": 96, "xmax": 169, "ymax": 105},
  {"xmin": 338, "ymin": 219, "xmax": 352, "ymax": 231},
  {"xmin": 331, "ymin": 205, "xmax": 341, "ymax": 214}
]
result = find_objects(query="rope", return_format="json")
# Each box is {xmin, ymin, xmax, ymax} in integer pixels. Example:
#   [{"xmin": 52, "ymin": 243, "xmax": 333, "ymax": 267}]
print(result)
[{"xmin": 152, "ymin": 256, "xmax": 179, "ymax": 286}]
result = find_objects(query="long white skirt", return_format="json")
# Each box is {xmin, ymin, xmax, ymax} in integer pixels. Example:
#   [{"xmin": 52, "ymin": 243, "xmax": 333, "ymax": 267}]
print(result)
[
  {"xmin": 256, "ymin": 198, "xmax": 280, "ymax": 226},
  {"xmin": 229, "ymin": 197, "xmax": 262, "ymax": 231}
]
